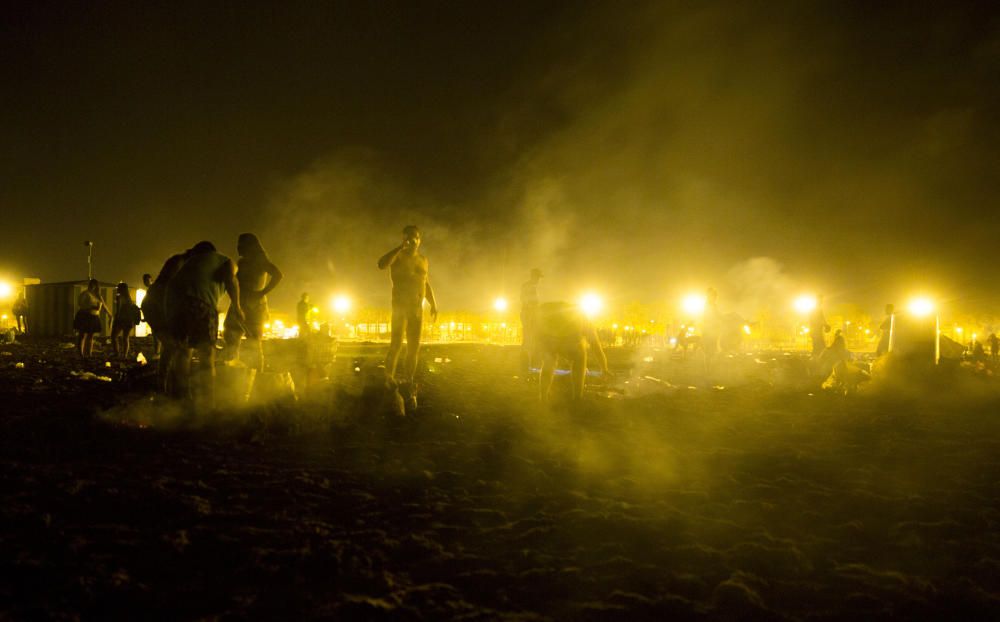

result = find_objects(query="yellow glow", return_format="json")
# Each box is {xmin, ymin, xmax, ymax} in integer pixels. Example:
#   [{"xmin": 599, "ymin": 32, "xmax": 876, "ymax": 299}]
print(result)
[
  {"xmin": 906, "ymin": 297, "xmax": 934, "ymax": 317},
  {"xmin": 743, "ymin": 324, "xmax": 751, "ymax": 335},
  {"xmin": 493, "ymin": 297, "xmax": 508, "ymax": 312},
  {"xmin": 0, "ymin": 281, "xmax": 12, "ymax": 299},
  {"xmin": 793, "ymin": 295, "xmax": 817, "ymax": 314},
  {"xmin": 611, "ymin": 323, "xmax": 619, "ymax": 330},
  {"xmin": 955, "ymin": 327, "xmax": 963, "ymax": 334},
  {"xmin": 264, "ymin": 323, "xmax": 271, "ymax": 330},
  {"xmin": 311, "ymin": 306, "xmax": 319, "ymax": 314},
  {"xmin": 864, "ymin": 328, "xmax": 871, "ymax": 335},
  {"xmin": 273, "ymin": 319, "xmax": 285, "ymax": 330},
  {"xmin": 1, "ymin": 314, "xmax": 7, "ymax": 321},
  {"xmin": 135, "ymin": 288, "xmax": 146, "ymax": 306},
  {"xmin": 579, "ymin": 293, "xmax": 603, "ymax": 318},
  {"xmin": 681, "ymin": 293, "xmax": 706, "ymax": 315},
  {"xmin": 501, "ymin": 322, "xmax": 507, "ymax": 328},
  {"xmin": 330, "ymin": 295, "xmax": 352, "ymax": 315}
]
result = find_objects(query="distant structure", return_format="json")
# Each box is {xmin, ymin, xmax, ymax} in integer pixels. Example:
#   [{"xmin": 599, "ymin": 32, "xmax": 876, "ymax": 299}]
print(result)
[{"xmin": 26, "ymin": 280, "xmax": 134, "ymax": 337}]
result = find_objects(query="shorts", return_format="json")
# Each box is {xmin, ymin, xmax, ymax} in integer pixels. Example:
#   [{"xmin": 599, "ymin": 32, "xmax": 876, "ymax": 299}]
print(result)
[
  {"xmin": 169, "ymin": 297, "xmax": 219, "ymax": 347},
  {"xmin": 111, "ymin": 319, "xmax": 134, "ymax": 335},
  {"xmin": 391, "ymin": 303, "xmax": 423, "ymax": 338},
  {"xmin": 537, "ymin": 333, "xmax": 588, "ymax": 359},
  {"xmin": 74, "ymin": 310, "xmax": 102, "ymax": 334},
  {"xmin": 225, "ymin": 299, "xmax": 268, "ymax": 340}
]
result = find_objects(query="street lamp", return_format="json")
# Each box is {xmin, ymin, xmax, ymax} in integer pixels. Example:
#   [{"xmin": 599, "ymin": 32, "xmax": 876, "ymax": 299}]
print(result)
[
  {"xmin": 579, "ymin": 293, "xmax": 603, "ymax": 318},
  {"xmin": 906, "ymin": 296, "xmax": 938, "ymax": 364}
]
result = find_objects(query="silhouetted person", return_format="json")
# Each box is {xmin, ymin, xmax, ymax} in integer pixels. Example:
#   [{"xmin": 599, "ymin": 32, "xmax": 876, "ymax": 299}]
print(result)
[
  {"xmin": 971, "ymin": 341, "xmax": 987, "ymax": 363},
  {"xmin": 12, "ymin": 290, "xmax": 27, "ymax": 333},
  {"xmin": 166, "ymin": 241, "xmax": 241, "ymax": 410},
  {"xmin": 809, "ymin": 295, "xmax": 831, "ymax": 355},
  {"xmin": 378, "ymin": 225, "xmax": 438, "ymax": 393},
  {"xmin": 224, "ymin": 233, "xmax": 282, "ymax": 371},
  {"xmin": 816, "ymin": 329, "xmax": 851, "ymax": 378},
  {"xmin": 143, "ymin": 249, "xmax": 196, "ymax": 392},
  {"xmin": 74, "ymin": 279, "xmax": 111, "ymax": 360},
  {"xmin": 876, "ymin": 303, "xmax": 894, "ymax": 356},
  {"xmin": 297, "ymin": 293, "xmax": 311, "ymax": 337},
  {"xmin": 988, "ymin": 332, "xmax": 1000, "ymax": 363},
  {"xmin": 536, "ymin": 302, "xmax": 611, "ymax": 402},
  {"xmin": 111, "ymin": 282, "xmax": 142, "ymax": 360},
  {"xmin": 702, "ymin": 287, "xmax": 721, "ymax": 357},
  {"xmin": 520, "ymin": 268, "xmax": 542, "ymax": 373},
  {"xmin": 141, "ymin": 272, "xmax": 157, "ymax": 352}
]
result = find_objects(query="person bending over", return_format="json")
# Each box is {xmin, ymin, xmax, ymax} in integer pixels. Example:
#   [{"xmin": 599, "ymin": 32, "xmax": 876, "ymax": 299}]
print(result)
[{"xmin": 536, "ymin": 301, "xmax": 611, "ymax": 402}]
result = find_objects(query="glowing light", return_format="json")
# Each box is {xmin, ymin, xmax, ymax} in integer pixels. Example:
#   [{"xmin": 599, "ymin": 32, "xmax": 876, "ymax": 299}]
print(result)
[
  {"xmin": 311, "ymin": 306, "xmax": 319, "ymax": 314},
  {"xmin": 135, "ymin": 289, "xmax": 146, "ymax": 306},
  {"xmin": 501, "ymin": 322, "xmax": 507, "ymax": 328},
  {"xmin": 1, "ymin": 314, "xmax": 7, "ymax": 321},
  {"xmin": 264, "ymin": 323, "xmax": 271, "ymax": 330},
  {"xmin": 579, "ymin": 293, "xmax": 603, "ymax": 318},
  {"xmin": 330, "ymin": 295, "xmax": 352, "ymax": 315},
  {"xmin": 611, "ymin": 323, "xmax": 619, "ymax": 330},
  {"xmin": 681, "ymin": 293, "xmax": 706, "ymax": 315},
  {"xmin": 743, "ymin": 324, "xmax": 751, "ymax": 335},
  {"xmin": 906, "ymin": 297, "xmax": 934, "ymax": 317},
  {"xmin": 493, "ymin": 297, "xmax": 508, "ymax": 312},
  {"xmin": 955, "ymin": 327, "xmax": 964, "ymax": 334},
  {"xmin": 864, "ymin": 328, "xmax": 871, "ymax": 335},
  {"xmin": 0, "ymin": 281, "xmax": 12, "ymax": 299},
  {"xmin": 793, "ymin": 295, "xmax": 817, "ymax": 314}
]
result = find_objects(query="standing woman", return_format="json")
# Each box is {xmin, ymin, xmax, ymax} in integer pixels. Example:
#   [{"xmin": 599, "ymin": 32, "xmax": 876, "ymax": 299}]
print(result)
[
  {"xmin": 223, "ymin": 233, "xmax": 282, "ymax": 371},
  {"xmin": 111, "ymin": 282, "xmax": 142, "ymax": 360},
  {"xmin": 75, "ymin": 279, "xmax": 111, "ymax": 360}
]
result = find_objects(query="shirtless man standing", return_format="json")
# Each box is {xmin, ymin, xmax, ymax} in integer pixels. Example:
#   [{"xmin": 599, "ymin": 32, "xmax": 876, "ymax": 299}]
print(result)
[
  {"xmin": 378, "ymin": 225, "xmax": 438, "ymax": 391},
  {"xmin": 224, "ymin": 233, "xmax": 283, "ymax": 371}
]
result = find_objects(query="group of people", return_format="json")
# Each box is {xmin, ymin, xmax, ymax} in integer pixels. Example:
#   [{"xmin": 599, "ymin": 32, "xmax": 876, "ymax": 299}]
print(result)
[
  {"xmin": 72, "ymin": 234, "xmax": 282, "ymax": 410},
  {"xmin": 72, "ymin": 280, "xmax": 143, "ymax": 360},
  {"xmin": 64, "ymin": 223, "xmax": 615, "ymax": 410}
]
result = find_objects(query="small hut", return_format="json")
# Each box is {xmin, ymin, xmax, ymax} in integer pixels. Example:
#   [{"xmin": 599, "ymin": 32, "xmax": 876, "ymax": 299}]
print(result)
[{"xmin": 25, "ymin": 280, "xmax": 124, "ymax": 337}]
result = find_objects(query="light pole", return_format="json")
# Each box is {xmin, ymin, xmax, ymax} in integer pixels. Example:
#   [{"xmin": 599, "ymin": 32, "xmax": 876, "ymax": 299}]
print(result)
[{"xmin": 84, "ymin": 241, "xmax": 94, "ymax": 280}]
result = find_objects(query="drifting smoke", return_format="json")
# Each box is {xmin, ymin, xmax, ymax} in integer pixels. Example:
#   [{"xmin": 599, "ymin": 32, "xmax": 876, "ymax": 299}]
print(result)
[{"xmin": 248, "ymin": 0, "xmax": 998, "ymax": 317}]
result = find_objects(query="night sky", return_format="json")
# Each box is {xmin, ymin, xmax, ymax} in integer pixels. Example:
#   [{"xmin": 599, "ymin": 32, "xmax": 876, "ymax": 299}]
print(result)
[{"xmin": 2, "ymin": 0, "xmax": 998, "ymax": 314}]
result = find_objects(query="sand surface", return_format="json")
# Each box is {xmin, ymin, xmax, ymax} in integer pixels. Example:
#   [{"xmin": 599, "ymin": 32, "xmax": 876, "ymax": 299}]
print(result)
[{"xmin": 2, "ymin": 339, "xmax": 1000, "ymax": 620}]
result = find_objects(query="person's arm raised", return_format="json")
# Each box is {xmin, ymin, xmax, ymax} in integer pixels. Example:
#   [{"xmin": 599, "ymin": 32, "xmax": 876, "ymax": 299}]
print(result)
[{"xmin": 377, "ymin": 244, "xmax": 406, "ymax": 270}]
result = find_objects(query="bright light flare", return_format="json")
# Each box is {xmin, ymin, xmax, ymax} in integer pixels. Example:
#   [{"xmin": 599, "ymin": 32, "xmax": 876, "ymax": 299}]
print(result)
[
  {"xmin": 743, "ymin": 324, "xmax": 752, "ymax": 335},
  {"xmin": 330, "ymin": 294, "xmax": 352, "ymax": 315},
  {"xmin": 681, "ymin": 293, "xmax": 706, "ymax": 315},
  {"xmin": 0, "ymin": 281, "xmax": 12, "ymax": 299},
  {"xmin": 135, "ymin": 288, "xmax": 146, "ymax": 307},
  {"xmin": 793, "ymin": 295, "xmax": 817, "ymax": 314},
  {"xmin": 493, "ymin": 297, "xmax": 508, "ymax": 312},
  {"xmin": 579, "ymin": 293, "xmax": 603, "ymax": 318},
  {"xmin": 906, "ymin": 297, "xmax": 935, "ymax": 317}
]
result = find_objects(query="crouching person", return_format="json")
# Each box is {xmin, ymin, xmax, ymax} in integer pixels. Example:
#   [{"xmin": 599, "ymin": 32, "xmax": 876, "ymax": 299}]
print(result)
[
  {"xmin": 536, "ymin": 301, "xmax": 611, "ymax": 403},
  {"xmin": 165, "ymin": 241, "xmax": 242, "ymax": 411}
]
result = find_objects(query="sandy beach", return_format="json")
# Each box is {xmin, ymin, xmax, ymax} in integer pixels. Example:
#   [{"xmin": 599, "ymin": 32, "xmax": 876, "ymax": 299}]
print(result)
[{"xmin": 2, "ymin": 337, "xmax": 999, "ymax": 620}]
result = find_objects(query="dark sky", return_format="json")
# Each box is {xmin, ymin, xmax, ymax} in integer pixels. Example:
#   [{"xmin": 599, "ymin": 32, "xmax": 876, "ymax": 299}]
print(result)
[{"xmin": 2, "ymin": 1, "xmax": 998, "ymax": 316}]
